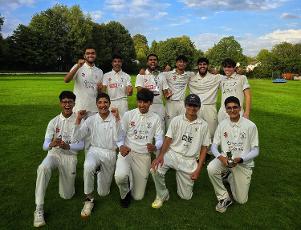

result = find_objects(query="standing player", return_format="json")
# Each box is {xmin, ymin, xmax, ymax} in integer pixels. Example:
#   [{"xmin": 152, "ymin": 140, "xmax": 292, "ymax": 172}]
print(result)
[
  {"xmin": 189, "ymin": 57, "xmax": 222, "ymax": 142},
  {"xmin": 151, "ymin": 94, "xmax": 210, "ymax": 208},
  {"xmin": 135, "ymin": 54, "xmax": 170, "ymax": 129},
  {"xmin": 73, "ymin": 93, "xmax": 122, "ymax": 219},
  {"xmin": 164, "ymin": 55, "xmax": 194, "ymax": 127},
  {"xmin": 114, "ymin": 88, "xmax": 163, "ymax": 208},
  {"xmin": 218, "ymin": 58, "xmax": 251, "ymax": 122},
  {"xmin": 33, "ymin": 91, "xmax": 84, "ymax": 227},
  {"xmin": 207, "ymin": 96, "xmax": 259, "ymax": 213},
  {"xmin": 102, "ymin": 54, "xmax": 133, "ymax": 117}
]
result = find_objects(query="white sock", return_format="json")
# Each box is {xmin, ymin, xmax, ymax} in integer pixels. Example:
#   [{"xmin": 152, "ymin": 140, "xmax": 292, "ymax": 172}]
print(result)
[{"xmin": 36, "ymin": 204, "xmax": 43, "ymax": 211}]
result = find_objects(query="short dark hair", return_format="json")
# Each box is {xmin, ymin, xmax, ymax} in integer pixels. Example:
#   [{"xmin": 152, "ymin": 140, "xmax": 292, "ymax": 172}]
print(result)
[
  {"xmin": 224, "ymin": 96, "xmax": 240, "ymax": 107},
  {"xmin": 222, "ymin": 58, "xmax": 236, "ymax": 68},
  {"xmin": 84, "ymin": 46, "xmax": 96, "ymax": 52},
  {"xmin": 112, "ymin": 54, "xmax": 122, "ymax": 61},
  {"xmin": 147, "ymin": 53, "xmax": 158, "ymax": 61},
  {"xmin": 176, "ymin": 55, "xmax": 188, "ymax": 63},
  {"xmin": 96, "ymin": 92, "xmax": 111, "ymax": 104},
  {"xmin": 59, "ymin": 91, "xmax": 76, "ymax": 101},
  {"xmin": 197, "ymin": 57, "xmax": 209, "ymax": 65},
  {"xmin": 137, "ymin": 88, "xmax": 154, "ymax": 103}
]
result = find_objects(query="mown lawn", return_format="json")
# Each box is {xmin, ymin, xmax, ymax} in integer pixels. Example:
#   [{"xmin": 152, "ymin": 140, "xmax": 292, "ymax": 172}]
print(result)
[{"xmin": 0, "ymin": 75, "xmax": 300, "ymax": 229}]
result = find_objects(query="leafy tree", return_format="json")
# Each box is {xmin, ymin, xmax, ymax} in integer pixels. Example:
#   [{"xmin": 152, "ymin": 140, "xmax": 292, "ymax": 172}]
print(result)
[
  {"xmin": 248, "ymin": 49, "xmax": 275, "ymax": 78},
  {"xmin": 133, "ymin": 34, "xmax": 149, "ymax": 67},
  {"xmin": 206, "ymin": 36, "xmax": 247, "ymax": 70}
]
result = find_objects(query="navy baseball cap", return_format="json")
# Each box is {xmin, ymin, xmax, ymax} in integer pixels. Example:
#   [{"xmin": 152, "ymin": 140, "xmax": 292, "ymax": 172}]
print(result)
[{"xmin": 185, "ymin": 94, "xmax": 201, "ymax": 107}]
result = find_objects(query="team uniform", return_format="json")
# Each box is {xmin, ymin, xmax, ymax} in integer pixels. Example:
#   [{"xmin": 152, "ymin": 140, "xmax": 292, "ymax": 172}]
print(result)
[
  {"xmin": 35, "ymin": 113, "xmax": 83, "ymax": 207},
  {"xmin": 103, "ymin": 70, "xmax": 132, "ymax": 117},
  {"xmin": 152, "ymin": 115, "xmax": 210, "ymax": 200},
  {"xmin": 164, "ymin": 70, "xmax": 193, "ymax": 127},
  {"xmin": 70, "ymin": 62, "xmax": 103, "ymax": 151},
  {"xmin": 115, "ymin": 108, "xmax": 163, "ymax": 200},
  {"xmin": 218, "ymin": 73, "xmax": 250, "ymax": 122},
  {"xmin": 73, "ymin": 112, "xmax": 122, "ymax": 196},
  {"xmin": 189, "ymin": 72, "xmax": 222, "ymax": 140},
  {"xmin": 135, "ymin": 69, "xmax": 169, "ymax": 127},
  {"xmin": 207, "ymin": 117, "xmax": 259, "ymax": 205}
]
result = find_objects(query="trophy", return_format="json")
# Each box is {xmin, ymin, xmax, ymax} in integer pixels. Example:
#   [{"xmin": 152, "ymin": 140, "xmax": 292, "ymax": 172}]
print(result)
[{"xmin": 226, "ymin": 151, "xmax": 235, "ymax": 168}]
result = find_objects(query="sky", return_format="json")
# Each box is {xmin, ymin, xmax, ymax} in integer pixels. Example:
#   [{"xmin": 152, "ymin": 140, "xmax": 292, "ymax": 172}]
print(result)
[{"xmin": 1, "ymin": 0, "xmax": 301, "ymax": 56}]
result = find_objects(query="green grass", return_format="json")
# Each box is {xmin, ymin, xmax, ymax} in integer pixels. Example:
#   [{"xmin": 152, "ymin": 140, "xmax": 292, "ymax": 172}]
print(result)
[{"xmin": 0, "ymin": 76, "xmax": 300, "ymax": 229}]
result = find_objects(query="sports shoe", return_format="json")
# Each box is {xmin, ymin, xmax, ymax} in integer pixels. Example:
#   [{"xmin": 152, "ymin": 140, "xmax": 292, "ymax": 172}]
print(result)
[
  {"xmin": 120, "ymin": 191, "xmax": 131, "ymax": 208},
  {"xmin": 33, "ymin": 210, "xmax": 46, "ymax": 227},
  {"xmin": 151, "ymin": 193, "xmax": 169, "ymax": 209},
  {"xmin": 215, "ymin": 197, "xmax": 233, "ymax": 213},
  {"xmin": 81, "ymin": 198, "xmax": 94, "ymax": 219}
]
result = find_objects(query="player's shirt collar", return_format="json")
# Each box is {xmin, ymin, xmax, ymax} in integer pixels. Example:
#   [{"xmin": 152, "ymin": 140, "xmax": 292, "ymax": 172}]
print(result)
[
  {"xmin": 112, "ymin": 69, "xmax": 123, "ymax": 75},
  {"xmin": 97, "ymin": 112, "xmax": 114, "ymax": 122},
  {"xmin": 84, "ymin": 62, "xmax": 96, "ymax": 69},
  {"xmin": 230, "ymin": 117, "xmax": 242, "ymax": 127},
  {"xmin": 171, "ymin": 69, "xmax": 188, "ymax": 76},
  {"xmin": 182, "ymin": 114, "xmax": 202, "ymax": 124},
  {"xmin": 59, "ymin": 112, "xmax": 75, "ymax": 121}
]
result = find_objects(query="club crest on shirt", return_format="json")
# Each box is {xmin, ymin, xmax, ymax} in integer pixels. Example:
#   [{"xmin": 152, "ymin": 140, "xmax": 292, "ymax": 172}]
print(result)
[
  {"xmin": 173, "ymin": 75, "xmax": 177, "ymax": 80},
  {"xmin": 147, "ymin": 122, "xmax": 152, "ymax": 128},
  {"xmin": 144, "ymin": 79, "xmax": 148, "ymax": 83},
  {"xmin": 56, "ymin": 127, "xmax": 60, "ymax": 133},
  {"xmin": 108, "ymin": 77, "xmax": 112, "ymax": 82},
  {"xmin": 82, "ymin": 73, "xmax": 86, "ymax": 78},
  {"xmin": 224, "ymin": 132, "xmax": 228, "ymax": 138},
  {"xmin": 195, "ymin": 127, "xmax": 198, "ymax": 132},
  {"xmin": 240, "ymin": 132, "xmax": 246, "ymax": 139},
  {"xmin": 130, "ymin": 121, "xmax": 136, "ymax": 127}
]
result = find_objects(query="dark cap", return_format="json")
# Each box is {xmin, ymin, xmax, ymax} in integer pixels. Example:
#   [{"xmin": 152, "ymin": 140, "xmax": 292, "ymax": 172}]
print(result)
[{"xmin": 185, "ymin": 94, "xmax": 201, "ymax": 107}]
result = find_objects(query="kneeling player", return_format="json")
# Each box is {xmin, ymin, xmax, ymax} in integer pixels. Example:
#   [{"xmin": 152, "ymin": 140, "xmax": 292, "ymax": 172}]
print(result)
[
  {"xmin": 34, "ymin": 91, "xmax": 84, "ymax": 227},
  {"xmin": 114, "ymin": 88, "xmax": 163, "ymax": 208},
  {"xmin": 73, "ymin": 93, "xmax": 122, "ymax": 219},
  {"xmin": 207, "ymin": 96, "xmax": 259, "ymax": 213},
  {"xmin": 151, "ymin": 94, "xmax": 210, "ymax": 208}
]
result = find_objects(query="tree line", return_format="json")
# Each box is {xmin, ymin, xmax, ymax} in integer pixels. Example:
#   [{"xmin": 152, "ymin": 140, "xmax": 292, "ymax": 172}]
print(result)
[{"xmin": 0, "ymin": 4, "xmax": 300, "ymax": 77}]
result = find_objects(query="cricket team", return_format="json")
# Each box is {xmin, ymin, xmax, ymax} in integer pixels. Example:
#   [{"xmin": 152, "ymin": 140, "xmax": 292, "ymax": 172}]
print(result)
[{"xmin": 33, "ymin": 47, "xmax": 259, "ymax": 227}]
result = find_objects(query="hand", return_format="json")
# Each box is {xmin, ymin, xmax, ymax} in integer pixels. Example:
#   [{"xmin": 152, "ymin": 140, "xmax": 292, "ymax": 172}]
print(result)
[
  {"xmin": 111, "ymin": 107, "xmax": 120, "ymax": 121},
  {"xmin": 76, "ymin": 110, "xmax": 87, "ymax": 123},
  {"xmin": 146, "ymin": 143, "xmax": 157, "ymax": 153},
  {"xmin": 164, "ymin": 89, "xmax": 173, "ymax": 99},
  {"xmin": 233, "ymin": 157, "xmax": 242, "ymax": 165},
  {"xmin": 191, "ymin": 167, "xmax": 201, "ymax": 181},
  {"xmin": 97, "ymin": 82, "xmax": 103, "ymax": 91},
  {"xmin": 77, "ymin": 59, "xmax": 85, "ymax": 68},
  {"xmin": 119, "ymin": 145, "xmax": 131, "ymax": 157},
  {"xmin": 49, "ymin": 138, "xmax": 61, "ymax": 148},
  {"xmin": 126, "ymin": 86, "xmax": 133, "ymax": 96},
  {"xmin": 209, "ymin": 67, "xmax": 218, "ymax": 75},
  {"xmin": 236, "ymin": 67, "xmax": 246, "ymax": 75},
  {"xmin": 59, "ymin": 140, "xmax": 70, "ymax": 150},
  {"xmin": 243, "ymin": 112, "xmax": 249, "ymax": 119},
  {"xmin": 151, "ymin": 155, "xmax": 164, "ymax": 171},
  {"xmin": 139, "ymin": 68, "xmax": 146, "ymax": 75},
  {"xmin": 218, "ymin": 155, "xmax": 229, "ymax": 167}
]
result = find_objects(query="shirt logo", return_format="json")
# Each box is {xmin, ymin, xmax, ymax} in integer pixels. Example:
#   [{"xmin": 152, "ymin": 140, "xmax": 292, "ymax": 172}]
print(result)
[
  {"xmin": 240, "ymin": 132, "xmax": 246, "ymax": 139},
  {"xmin": 82, "ymin": 73, "xmax": 86, "ymax": 78},
  {"xmin": 224, "ymin": 132, "xmax": 228, "ymax": 138},
  {"xmin": 130, "ymin": 121, "xmax": 136, "ymax": 127},
  {"xmin": 56, "ymin": 127, "xmax": 60, "ymax": 133},
  {"xmin": 173, "ymin": 76, "xmax": 177, "ymax": 80},
  {"xmin": 182, "ymin": 134, "xmax": 193, "ymax": 143},
  {"xmin": 147, "ymin": 122, "xmax": 152, "ymax": 128},
  {"xmin": 108, "ymin": 77, "xmax": 112, "ymax": 82}
]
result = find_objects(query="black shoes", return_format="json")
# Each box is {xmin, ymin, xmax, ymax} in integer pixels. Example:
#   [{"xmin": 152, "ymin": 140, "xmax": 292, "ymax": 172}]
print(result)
[{"xmin": 120, "ymin": 191, "xmax": 131, "ymax": 208}]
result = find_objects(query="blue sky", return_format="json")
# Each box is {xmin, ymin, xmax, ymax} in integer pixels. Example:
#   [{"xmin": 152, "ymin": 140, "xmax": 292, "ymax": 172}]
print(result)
[{"xmin": 1, "ymin": 0, "xmax": 301, "ymax": 56}]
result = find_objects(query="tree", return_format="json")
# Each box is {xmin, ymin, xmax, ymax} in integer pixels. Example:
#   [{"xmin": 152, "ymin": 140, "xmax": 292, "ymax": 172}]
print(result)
[
  {"xmin": 206, "ymin": 36, "xmax": 247, "ymax": 70},
  {"xmin": 132, "ymin": 34, "xmax": 149, "ymax": 67},
  {"xmin": 247, "ymin": 49, "xmax": 275, "ymax": 78}
]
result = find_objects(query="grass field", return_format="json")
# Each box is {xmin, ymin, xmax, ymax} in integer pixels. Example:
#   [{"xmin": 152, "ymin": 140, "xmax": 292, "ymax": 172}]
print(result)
[{"xmin": 0, "ymin": 75, "xmax": 300, "ymax": 229}]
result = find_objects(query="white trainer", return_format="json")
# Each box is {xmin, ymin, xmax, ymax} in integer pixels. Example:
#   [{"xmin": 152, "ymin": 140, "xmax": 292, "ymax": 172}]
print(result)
[
  {"xmin": 215, "ymin": 197, "xmax": 233, "ymax": 213},
  {"xmin": 81, "ymin": 199, "xmax": 94, "ymax": 219},
  {"xmin": 151, "ymin": 194, "xmax": 169, "ymax": 209},
  {"xmin": 33, "ymin": 210, "xmax": 46, "ymax": 227}
]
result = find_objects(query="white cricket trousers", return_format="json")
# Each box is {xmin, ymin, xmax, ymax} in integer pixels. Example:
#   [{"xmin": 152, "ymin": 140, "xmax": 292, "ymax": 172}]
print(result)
[
  {"xmin": 165, "ymin": 100, "xmax": 185, "ymax": 128},
  {"xmin": 84, "ymin": 147, "xmax": 116, "ymax": 196},
  {"xmin": 207, "ymin": 158, "xmax": 253, "ymax": 204},
  {"xmin": 114, "ymin": 151, "xmax": 151, "ymax": 200},
  {"xmin": 35, "ymin": 152, "xmax": 77, "ymax": 205},
  {"xmin": 198, "ymin": 104, "xmax": 218, "ymax": 140},
  {"xmin": 110, "ymin": 99, "xmax": 128, "ymax": 118},
  {"xmin": 151, "ymin": 150, "xmax": 198, "ymax": 200},
  {"xmin": 149, "ymin": 103, "xmax": 166, "ymax": 132}
]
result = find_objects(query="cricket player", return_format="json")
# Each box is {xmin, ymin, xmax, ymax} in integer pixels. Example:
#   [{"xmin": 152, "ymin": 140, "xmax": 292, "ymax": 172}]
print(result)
[
  {"xmin": 73, "ymin": 92, "xmax": 122, "ymax": 219},
  {"xmin": 151, "ymin": 94, "xmax": 210, "ymax": 208},
  {"xmin": 218, "ymin": 58, "xmax": 251, "ymax": 122},
  {"xmin": 164, "ymin": 55, "xmax": 194, "ymax": 127},
  {"xmin": 189, "ymin": 57, "xmax": 222, "ymax": 141},
  {"xmin": 33, "ymin": 91, "xmax": 84, "ymax": 227},
  {"xmin": 102, "ymin": 54, "xmax": 133, "ymax": 117},
  {"xmin": 135, "ymin": 54, "xmax": 171, "ymax": 129},
  {"xmin": 64, "ymin": 47, "xmax": 103, "ymax": 152},
  {"xmin": 114, "ymin": 88, "xmax": 164, "ymax": 208},
  {"xmin": 207, "ymin": 96, "xmax": 259, "ymax": 213}
]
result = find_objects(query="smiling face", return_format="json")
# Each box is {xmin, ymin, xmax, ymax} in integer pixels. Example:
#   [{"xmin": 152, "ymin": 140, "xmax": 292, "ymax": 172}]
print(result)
[
  {"xmin": 112, "ymin": 58, "xmax": 122, "ymax": 72},
  {"xmin": 84, "ymin": 48, "xmax": 96, "ymax": 64},
  {"xmin": 198, "ymin": 62, "xmax": 208, "ymax": 76},
  {"xmin": 176, "ymin": 60, "xmax": 187, "ymax": 72},
  {"xmin": 147, "ymin": 55, "xmax": 158, "ymax": 71},
  {"xmin": 60, "ymin": 98, "xmax": 75, "ymax": 117},
  {"xmin": 185, "ymin": 103, "xmax": 200, "ymax": 118},
  {"xmin": 223, "ymin": 65, "xmax": 235, "ymax": 77},
  {"xmin": 96, "ymin": 97, "xmax": 110, "ymax": 116},
  {"xmin": 225, "ymin": 102, "xmax": 241, "ymax": 121},
  {"xmin": 137, "ymin": 100, "xmax": 152, "ymax": 114}
]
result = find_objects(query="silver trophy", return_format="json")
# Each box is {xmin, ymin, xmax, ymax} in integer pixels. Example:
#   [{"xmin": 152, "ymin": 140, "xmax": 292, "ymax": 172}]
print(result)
[{"xmin": 226, "ymin": 151, "xmax": 235, "ymax": 168}]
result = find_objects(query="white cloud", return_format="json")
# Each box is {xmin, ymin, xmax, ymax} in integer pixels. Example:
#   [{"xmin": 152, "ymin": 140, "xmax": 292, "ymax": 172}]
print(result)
[
  {"xmin": 200, "ymin": 16, "xmax": 208, "ymax": 20},
  {"xmin": 87, "ymin": 10, "xmax": 103, "ymax": 21},
  {"xmin": 180, "ymin": 0, "xmax": 286, "ymax": 11},
  {"xmin": 192, "ymin": 29, "xmax": 301, "ymax": 57},
  {"xmin": 0, "ymin": 0, "xmax": 36, "ymax": 11},
  {"xmin": 170, "ymin": 18, "xmax": 191, "ymax": 26},
  {"xmin": 1, "ymin": 17, "xmax": 23, "ymax": 38},
  {"xmin": 281, "ymin": 12, "xmax": 301, "ymax": 19}
]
